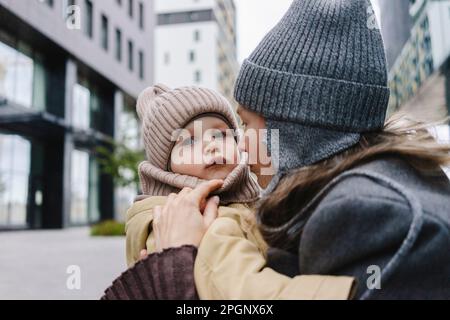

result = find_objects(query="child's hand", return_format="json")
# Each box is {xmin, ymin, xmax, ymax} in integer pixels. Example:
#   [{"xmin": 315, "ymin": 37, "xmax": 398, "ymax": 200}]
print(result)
[{"xmin": 153, "ymin": 180, "xmax": 223, "ymax": 252}]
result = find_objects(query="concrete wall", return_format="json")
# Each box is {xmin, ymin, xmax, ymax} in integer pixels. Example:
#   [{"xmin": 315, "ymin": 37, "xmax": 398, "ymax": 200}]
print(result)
[
  {"xmin": 154, "ymin": 0, "xmax": 238, "ymax": 103},
  {"xmin": 155, "ymin": 22, "xmax": 218, "ymax": 89}
]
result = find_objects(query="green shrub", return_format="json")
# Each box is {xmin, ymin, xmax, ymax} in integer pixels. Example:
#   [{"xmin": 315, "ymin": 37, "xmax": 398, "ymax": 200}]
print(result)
[{"xmin": 90, "ymin": 220, "xmax": 125, "ymax": 237}]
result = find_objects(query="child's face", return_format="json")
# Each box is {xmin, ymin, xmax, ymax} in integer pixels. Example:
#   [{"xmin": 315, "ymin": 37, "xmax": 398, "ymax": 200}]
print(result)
[{"xmin": 170, "ymin": 116, "xmax": 240, "ymax": 180}]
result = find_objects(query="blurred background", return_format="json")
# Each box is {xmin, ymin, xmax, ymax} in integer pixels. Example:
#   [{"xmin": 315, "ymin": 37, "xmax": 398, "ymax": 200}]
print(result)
[{"xmin": 0, "ymin": 0, "xmax": 449, "ymax": 299}]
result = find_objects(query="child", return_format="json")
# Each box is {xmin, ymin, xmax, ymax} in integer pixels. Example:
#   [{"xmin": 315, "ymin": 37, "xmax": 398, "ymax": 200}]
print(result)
[
  {"xmin": 126, "ymin": 84, "xmax": 265, "ymax": 262},
  {"xmin": 124, "ymin": 84, "xmax": 355, "ymax": 300}
]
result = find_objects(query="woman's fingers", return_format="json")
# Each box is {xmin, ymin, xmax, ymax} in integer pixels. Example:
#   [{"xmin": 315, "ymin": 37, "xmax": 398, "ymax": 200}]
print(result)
[
  {"xmin": 151, "ymin": 181, "xmax": 222, "ymax": 252},
  {"xmin": 199, "ymin": 198, "xmax": 207, "ymax": 212},
  {"xmin": 178, "ymin": 187, "xmax": 193, "ymax": 196},
  {"xmin": 167, "ymin": 193, "xmax": 177, "ymax": 203},
  {"xmin": 203, "ymin": 196, "xmax": 220, "ymax": 228},
  {"xmin": 190, "ymin": 180, "xmax": 223, "ymax": 205}
]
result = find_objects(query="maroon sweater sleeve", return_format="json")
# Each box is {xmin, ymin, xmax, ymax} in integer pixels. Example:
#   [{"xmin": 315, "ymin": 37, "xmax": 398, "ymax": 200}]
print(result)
[{"xmin": 101, "ymin": 245, "xmax": 199, "ymax": 300}]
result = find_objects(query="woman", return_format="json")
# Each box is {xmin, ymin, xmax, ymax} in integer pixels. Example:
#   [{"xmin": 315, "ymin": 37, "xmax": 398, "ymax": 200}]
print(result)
[{"xmin": 103, "ymin": 0, "xmax": 450, "ymax": 299}]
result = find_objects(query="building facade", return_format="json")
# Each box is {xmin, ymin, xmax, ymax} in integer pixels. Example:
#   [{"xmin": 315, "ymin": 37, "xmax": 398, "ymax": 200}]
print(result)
[
  {"xmin": 379, "ymin": 0, "xmax": 450, "ymax": 125},
  {"xmin": 0, "ymin": 0, "xmax": 153, "ymax": 230},
  {"xmin": 378, "ymin": 0, "xmax": 413, "ymax": 69},
  {"xmin": 154, "ymin": 0, "xmax": 238, "ymax": 104}
]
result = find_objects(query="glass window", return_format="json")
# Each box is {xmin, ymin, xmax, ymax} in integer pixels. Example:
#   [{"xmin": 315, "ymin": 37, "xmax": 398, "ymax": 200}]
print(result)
[
  {"xmin": 70, "ymin": 149, "xmax": 89, "ymax": 225},
  {"xmin": 0, "ymin": 135, "xmax": 12, "ymax": 220},
  {"xmin": 0, "ymin": 40, "xmax": 16, "ymax": 102},
  {"xmin": 32, "ymin": 54, "xmax": 47, "ymax": 111},
  {"xmin": 101, "ymin": 14, "xmax": 109, "ymax": 51},
  {"xmin": 73, "ymin": 78, "xmax": 111, "ymax": 134},
  {"xmin": 0, "ymin": 172, "xmax": 11, "ymax": 226},
  {"xmin": 138, "ymin": 2, "xmax": 144, "ymax": 30},
  {"xmin": 89, "ymin": 89, "xmax": 102, "ymax": 131},
  {"xmin": 164, "ymin": 52, "xmax": 170, "ymax": 65},
  {"xmin": 128, "ymin": 0, "xmax": 134, "ymax": 18},
  {"xmin": 118, "ymin": 100, "xmax": 139, "ymax": 148},
  {"xmin": 115, "ymin": 28, "xmax": 122, "ymax": 62},
  {"xmin": 194, "ymin": 30, "xmax": 200, "ymax": 42},
  {"xmin": 14, "ymin": 42, "xmax": 33, "ymax": 108},
  {"xmin": 194, "ymin": 70, "xmax": 201, "ymax": 83},
  {"xmin": 70, "ymin": 150, "xmax": 100, "ymax": 225},
  {"xmin": 128, "ymin": 40, "xmax": 134, "ymax": 71},
  {"xmin": 9, "ymin": 174, "xmax": 28, "ymax": 225},
  {"xmin": 72, "ymin": 83, "xmax": 91, "ymax": 129},
  {"xmin": 0, "ymin": 41, "xmax": 33, "ymax": 108},
  {"xmin": 88, "ymin": 157, "xmax": 100, "ymax": 222},
  {"xmin": 189, "ymin": 50, "xmax": 195, "ymax": 62},
  {"xmin": 84, "ymin": 0, "xmax": 94, "ymax": 38},
  {"xmin": 138, "ymin": 50, "xmax": 144, "ymax": 80},
  {"xmin": 115, "ymin": 97, "xmax": 139, "ymax": 219},
  {"xmin": 0, "ymin": 36, "xmax": 45, "ymax": 109},
  {"xmin": 0, "ymin": 134, "xmax": 31, "ymax": 227}
]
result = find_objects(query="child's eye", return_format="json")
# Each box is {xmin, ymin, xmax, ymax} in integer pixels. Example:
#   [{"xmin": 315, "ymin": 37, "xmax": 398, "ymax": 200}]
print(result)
[
  {"xmin": 182, "ymin": 136, "xmax": 197, "ymax": 146},
  {"xmin": 212, "ymin": 131, "xmax": 226, "ymax": 140}
]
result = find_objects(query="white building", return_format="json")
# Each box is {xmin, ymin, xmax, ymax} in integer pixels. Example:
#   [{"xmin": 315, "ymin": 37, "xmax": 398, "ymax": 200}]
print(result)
[{"xmin": 154, "ymin": 0, "xmax": 238, "ymax": 104}]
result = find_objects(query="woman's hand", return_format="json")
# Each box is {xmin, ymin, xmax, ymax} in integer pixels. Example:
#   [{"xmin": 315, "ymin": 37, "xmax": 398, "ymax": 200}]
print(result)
[{"xmin": 152, "ymin": 180, "xmax": 223, "ymax": 252}]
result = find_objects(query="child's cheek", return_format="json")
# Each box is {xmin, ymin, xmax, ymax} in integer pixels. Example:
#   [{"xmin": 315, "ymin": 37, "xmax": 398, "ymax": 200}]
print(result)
[
  {"xmin": 193, "ymin": 143, "xmax": 204, "ymax": 164},
  {"xmin": 227, "ymin": 138, "xmax": 240, "ymax": 164}
]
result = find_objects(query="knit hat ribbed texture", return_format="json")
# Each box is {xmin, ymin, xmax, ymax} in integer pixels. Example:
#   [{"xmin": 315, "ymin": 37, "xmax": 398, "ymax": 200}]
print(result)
[
  {"xmin": 234, "ymin": 0, "xmax": 390, "ymax": 132},
  {"xmin": 233, "ymin": 0, "xmax": 391, "ymax": 192},
  {"xmin": 136, "ymin": 84, "xmax": 260, "ymax": 204}
]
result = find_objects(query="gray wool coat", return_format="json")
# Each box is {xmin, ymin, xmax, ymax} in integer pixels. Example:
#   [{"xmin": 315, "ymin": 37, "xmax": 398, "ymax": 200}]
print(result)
[{"xmin": 267, "ymin": 155, "xmax": 450, "ymax": 300}]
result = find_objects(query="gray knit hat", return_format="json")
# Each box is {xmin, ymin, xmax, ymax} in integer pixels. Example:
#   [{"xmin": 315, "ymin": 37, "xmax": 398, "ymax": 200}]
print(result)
[{"xmin": 234, "ymin": 0, "xmax": 390, "ymax": 186}]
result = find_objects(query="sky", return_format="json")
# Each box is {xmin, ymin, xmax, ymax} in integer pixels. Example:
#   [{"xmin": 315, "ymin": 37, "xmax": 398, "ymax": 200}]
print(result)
[{"xmin": 235, "ymin": 0, "xmax": 381, "ymax": 63}]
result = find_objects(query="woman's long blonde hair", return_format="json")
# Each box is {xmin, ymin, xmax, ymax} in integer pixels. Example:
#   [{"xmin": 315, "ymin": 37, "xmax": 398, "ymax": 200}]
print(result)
[{"xmin": 257, "ymin": 112, "xmax": 450, "ymax": 252}]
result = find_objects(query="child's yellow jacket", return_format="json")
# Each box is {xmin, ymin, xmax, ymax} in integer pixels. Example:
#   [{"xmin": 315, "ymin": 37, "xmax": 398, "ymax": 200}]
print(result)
[{"xmin": 125, "ymin": 196, "xmax": 355, "ymax": 300}]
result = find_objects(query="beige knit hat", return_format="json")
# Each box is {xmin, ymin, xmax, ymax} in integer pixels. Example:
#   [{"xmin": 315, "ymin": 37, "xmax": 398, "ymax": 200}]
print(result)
[{"xmin": 136, "ymin": 84, "xmax": 260, "ymax": 204}]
